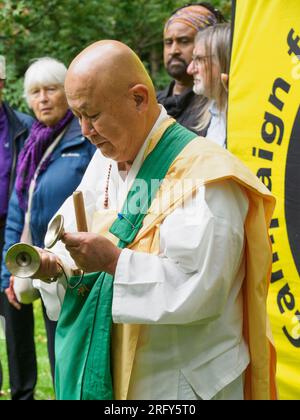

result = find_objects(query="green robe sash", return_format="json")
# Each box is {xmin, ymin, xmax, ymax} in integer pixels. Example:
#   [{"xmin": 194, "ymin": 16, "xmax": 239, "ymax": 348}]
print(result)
[{"xmin": 55, "ymin": 122, "xmax": 197, "ymax": 400}]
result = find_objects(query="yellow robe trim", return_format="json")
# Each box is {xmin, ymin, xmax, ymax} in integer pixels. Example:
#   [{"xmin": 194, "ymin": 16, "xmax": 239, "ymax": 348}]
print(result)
[{"xmin": 94, "ymin": 119, "xmax": 277, "ymax": 400}]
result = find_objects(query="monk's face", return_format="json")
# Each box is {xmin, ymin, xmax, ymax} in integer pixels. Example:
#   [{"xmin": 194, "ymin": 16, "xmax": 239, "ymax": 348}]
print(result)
[{"xmin": 66, "ymin": 76, "xmax": 145, "ymax": 163}]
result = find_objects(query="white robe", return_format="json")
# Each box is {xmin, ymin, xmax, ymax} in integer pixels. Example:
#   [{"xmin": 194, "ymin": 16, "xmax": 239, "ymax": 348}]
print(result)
[{"xmin": 35, "ymin": 108, "xmax": 250, "ymax": 400}]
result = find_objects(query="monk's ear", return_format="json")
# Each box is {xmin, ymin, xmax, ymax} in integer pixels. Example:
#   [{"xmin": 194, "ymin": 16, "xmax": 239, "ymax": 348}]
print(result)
[{"xmin": 129, "ymin": 84, "xmax": 149, "ymax": 111}]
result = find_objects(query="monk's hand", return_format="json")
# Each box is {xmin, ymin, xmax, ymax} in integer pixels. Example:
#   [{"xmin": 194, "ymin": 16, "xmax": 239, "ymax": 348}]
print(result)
[
  {"xmin": 62, "ymin": 232, "xmax": 121, "ymax": 275},
  {"xmin": 34, "ymin": 247, "xmax": 63, "ymax": 282}
]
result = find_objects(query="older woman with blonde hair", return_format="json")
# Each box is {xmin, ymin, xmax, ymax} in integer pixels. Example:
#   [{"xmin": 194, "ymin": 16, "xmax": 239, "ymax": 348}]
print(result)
[{"xmin": 1, "ymin": 57, "xmax": 95, "ymax": 400}]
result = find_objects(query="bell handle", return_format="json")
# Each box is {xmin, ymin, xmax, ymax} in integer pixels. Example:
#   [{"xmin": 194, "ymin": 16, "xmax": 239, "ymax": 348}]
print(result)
[{"xmin": 73, "ymin": 191, "xmax": 88, "ymax": 232}]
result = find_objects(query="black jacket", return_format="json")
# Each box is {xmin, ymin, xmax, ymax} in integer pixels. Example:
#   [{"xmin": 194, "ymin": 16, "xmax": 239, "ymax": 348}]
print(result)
[
  {"xmin": 0, "ymin": 103, "xmax": 34, "ymax": 262},
  {"xmin": 157, "ymin": 81, "xmax": 209, "ymax": 136},
  {"xmin": 3, "ymin": 102, "xmax": 34, "ymax": 199}
]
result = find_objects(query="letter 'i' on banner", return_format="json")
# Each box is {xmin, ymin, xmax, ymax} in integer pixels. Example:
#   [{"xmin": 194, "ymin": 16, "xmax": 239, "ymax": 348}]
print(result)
[{"xmin": 227, "ymin": 0, "xmax": 300, "ymax": 399}]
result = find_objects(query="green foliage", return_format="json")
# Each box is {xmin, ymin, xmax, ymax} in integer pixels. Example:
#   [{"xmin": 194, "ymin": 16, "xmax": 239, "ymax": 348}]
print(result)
[
  {"xmin": 0, "ymin": 0, "xmax": 231, "ymax": 110},
  {"xmin": 3, "ymin": 62, "xmax": 31, "ymax": 113}
]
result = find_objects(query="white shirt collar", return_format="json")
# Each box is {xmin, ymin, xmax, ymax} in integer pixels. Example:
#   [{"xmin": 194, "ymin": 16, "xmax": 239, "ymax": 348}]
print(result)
[
  {"xmin": 127, "ymin": 105, "xmax": 169, "ymax": 179},
  {"xmin": 110, "ymin": 105, "xmax": 169, "ymax": 208},
  {"xmin": 209, "ymin": 100, "xmax": 221, "ymax": 117}
]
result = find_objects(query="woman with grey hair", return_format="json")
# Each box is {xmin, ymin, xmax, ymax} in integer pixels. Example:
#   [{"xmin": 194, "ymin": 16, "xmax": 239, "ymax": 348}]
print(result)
[
  {"xmin": 1, "ymin": 57, "xmax": 95, "ymax": 400},
  {"xmin": 187, "ymin": 23, "xmax": 231, "ymax": 147}
]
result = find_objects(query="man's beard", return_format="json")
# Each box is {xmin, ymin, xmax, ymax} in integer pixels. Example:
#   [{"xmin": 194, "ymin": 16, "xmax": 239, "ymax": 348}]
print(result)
[
  {"xmin": 166, "ymin": 58, "xmax": 188, "ymax": 79},
  {"xmin": 193, "ymin": 78, "xmax": 206, "ymax": 96}
]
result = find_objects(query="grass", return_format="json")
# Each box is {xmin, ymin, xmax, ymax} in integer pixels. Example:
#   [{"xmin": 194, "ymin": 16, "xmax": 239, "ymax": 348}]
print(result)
[{"xmin": 0, "ymin": 300, "xmax": 55, "ymax": 400}]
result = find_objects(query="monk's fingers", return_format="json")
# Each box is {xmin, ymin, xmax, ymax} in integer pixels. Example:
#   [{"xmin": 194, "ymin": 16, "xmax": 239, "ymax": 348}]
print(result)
[
  {"xmin": 38, "ymin": 251, "xmax": 61, "ymax": 278},
  {"xmin": 61, "ymin": 232, "xmax": 83, "ymax": 247}
]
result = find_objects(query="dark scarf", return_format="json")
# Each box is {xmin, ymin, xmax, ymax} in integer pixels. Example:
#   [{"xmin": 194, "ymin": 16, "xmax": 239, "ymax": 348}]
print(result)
[
  {"xmin": 158, "ymin": 81, "xmax": 195, "ymax": 119},
  {"xmin": 15, "ymin": 110, "xmax": 73, "ymax": 211},
  {"xmin": 157, "ymin": 81, "xmax": 210, "ymax": 136}
]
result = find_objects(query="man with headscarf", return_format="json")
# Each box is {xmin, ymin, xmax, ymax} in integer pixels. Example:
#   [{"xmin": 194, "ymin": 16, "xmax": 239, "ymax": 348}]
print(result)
[
  {"xmin": 157, "ymin": 2, "xmax": 225, "ymax": 135},
  {"xmin": 0, "ymin": 56, "xmax": 34, "ymax": 398}
]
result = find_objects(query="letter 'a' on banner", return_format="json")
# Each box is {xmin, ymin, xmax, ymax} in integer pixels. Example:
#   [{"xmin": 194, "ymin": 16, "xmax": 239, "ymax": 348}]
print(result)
[{"xmin": 227, "ymin": 0, "xmax": 300, "ymax": 400}]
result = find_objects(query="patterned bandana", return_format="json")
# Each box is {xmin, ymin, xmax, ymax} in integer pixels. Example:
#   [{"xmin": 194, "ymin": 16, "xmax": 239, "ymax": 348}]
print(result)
[{"xmin": 164, "ymin": 5, "xmax": 217, "ymax": 33}]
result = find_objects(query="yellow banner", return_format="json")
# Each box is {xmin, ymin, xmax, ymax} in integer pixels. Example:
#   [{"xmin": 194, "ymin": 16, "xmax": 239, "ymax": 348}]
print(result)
[{"xmin": 228, "ymin": 0, "xmax": 300, "ymax": 400}]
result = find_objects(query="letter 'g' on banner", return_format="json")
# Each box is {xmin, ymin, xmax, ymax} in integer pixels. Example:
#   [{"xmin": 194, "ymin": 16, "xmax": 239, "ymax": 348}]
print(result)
[{"xmin": 228, "ymin": 0, "xmax": 300, "ymax": 399}]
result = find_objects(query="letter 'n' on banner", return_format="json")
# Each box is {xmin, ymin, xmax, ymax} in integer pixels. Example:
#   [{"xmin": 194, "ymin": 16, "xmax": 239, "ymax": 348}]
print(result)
[{"xmin": 227, "ymin": 0, "xmax": 300, "ymax": 399}]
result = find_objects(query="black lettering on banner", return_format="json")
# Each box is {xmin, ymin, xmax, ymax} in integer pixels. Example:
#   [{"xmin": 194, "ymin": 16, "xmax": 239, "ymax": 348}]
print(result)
[
  {"xmin": 242, "ymin": 25, "xmax": 300, "ymax": 351},
  {"xmin": 285, "ymin": 105, "xmax": 300, "ymax": 276},
  {"xmin": 255, "ymin": 77, "xmax": 290, "ymax": 190},
  {"xmin": 287, "ymin": 29, "xmax": 300, "ymax": 57},
  {"xmin": 270, "ymin": 219, "xmax": 279, "ymax": 229},
  {"xmin": 257, "ymin": 168, "xmax": 272, "ymax": 191},
  {"xmin": 252, "ymin": 147, "xmax": 273, "ymax": 161},
  {"xmin": 277, "ymin": 283, "xmax": 295, "ymax": 314},
  {"xmin": 283, "ymin": 310, "xmax": 300, "ymax": 348},
  {"xmin": 261, "ymin": 112, "xmax": 284, "ymax": 145},
  {"xmin": 270, "ymin": 219, "xmax": 283, "ymax": 283},
  {"xmin": 271, "ymin": 269, "xmax": 284, "ymax": 283},
  {"xmin": 249, "ymin": 29, "xmax": 300, "ymax": 349},
  {"xmin": 282, "ymin": 327, "xmax": 300, "ymax": 347},
  {"xmin": 269, "ymin": 78, "xmax": 291, "ymax": 111}
]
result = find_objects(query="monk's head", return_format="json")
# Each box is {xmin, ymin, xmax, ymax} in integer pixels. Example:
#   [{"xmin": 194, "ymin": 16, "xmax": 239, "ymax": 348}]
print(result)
[{"xmin": 65, "ymin": 41, "xmax": 160, "ymax": 164}]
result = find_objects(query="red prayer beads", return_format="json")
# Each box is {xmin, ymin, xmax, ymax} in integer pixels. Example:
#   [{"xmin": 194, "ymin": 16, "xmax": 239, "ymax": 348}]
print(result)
[{"xmin": 103, "ymin": 163, "xmax": 112, "ymax": 209}]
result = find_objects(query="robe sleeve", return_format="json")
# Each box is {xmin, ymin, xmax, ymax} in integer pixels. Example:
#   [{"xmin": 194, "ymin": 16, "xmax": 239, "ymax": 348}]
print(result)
[{"xmin": 112, "ymin": 179, "xmax": 249, "ymax": 325}]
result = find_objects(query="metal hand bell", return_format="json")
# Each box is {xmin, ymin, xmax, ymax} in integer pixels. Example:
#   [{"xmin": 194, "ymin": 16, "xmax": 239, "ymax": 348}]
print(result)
[
  {"xmin": 5, "ymin": 243, "xmax": 42, "ymax": 278},
  {"xmin": 44, "ymin": 214, "xmax": 65, "ymax": 248},
  {"xmin": 5, "ymin": 215, "xmax": 65, "ymax": 279},
  {"xmin": 5, "ymin": 191, "xmax": 87, "ymax": 280}
]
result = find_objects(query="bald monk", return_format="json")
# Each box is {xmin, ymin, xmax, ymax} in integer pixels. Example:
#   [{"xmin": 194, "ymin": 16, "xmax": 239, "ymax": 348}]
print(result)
[{"xmin": 33, "ymin": 40, "xmax": 277, "ymax": 400}]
